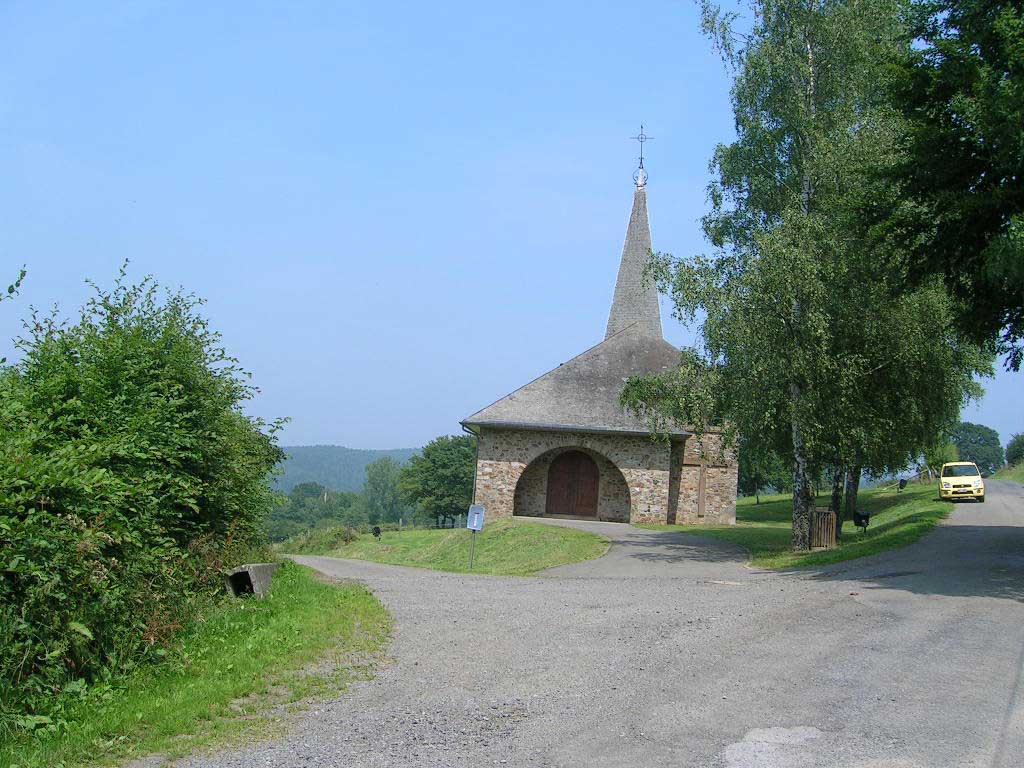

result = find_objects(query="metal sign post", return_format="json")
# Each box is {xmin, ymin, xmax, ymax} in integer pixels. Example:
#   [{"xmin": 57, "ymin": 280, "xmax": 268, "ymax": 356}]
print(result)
[{"xmin": 466, "ymin": 504, "xmax": 485, "ymax": 569}]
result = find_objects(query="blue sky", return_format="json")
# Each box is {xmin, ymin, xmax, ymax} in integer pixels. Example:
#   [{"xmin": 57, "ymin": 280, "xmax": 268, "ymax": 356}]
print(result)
[{"xmin": 1, "ymin": 1, "xmax": 1019, "ymax": 449}]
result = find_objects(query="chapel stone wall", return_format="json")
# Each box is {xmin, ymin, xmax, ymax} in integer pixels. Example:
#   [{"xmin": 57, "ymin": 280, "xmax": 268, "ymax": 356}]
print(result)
[
  {"xmin": 670, "ymin": 431, "xmax": 738, "ymax": 525},
  {"xmin": 511, "ymin": 446, "xmax": 630, "ymax": 522},
  {"xmin": 474, "ymin": 426, "xmax": 738, "ymax": 526},
  {"xmin": 474, "ymin": 427, "xmax": 672, "ymax": 524}
]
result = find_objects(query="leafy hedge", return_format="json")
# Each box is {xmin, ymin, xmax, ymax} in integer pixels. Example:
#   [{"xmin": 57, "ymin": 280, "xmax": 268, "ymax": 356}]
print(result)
[{"xmin": 0, "ymin": 271, "xmax": 283, "ymax": 734}]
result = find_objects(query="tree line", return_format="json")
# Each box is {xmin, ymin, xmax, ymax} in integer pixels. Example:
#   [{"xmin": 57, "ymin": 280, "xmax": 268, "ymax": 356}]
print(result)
[
  {"xmin": 738, "ymin": 420, "xmax": 1013, "ymax": 499},
  {"xmin": 267, "ymin": 434, "xmax": 477, "ymax": 541},
  {"xmin": 623, "ymin": 0, "xmax": 1022, "ymax": 549},
  {"xmin": 272, "ymin": 445, "xmax": 418, "ymax": 494}
]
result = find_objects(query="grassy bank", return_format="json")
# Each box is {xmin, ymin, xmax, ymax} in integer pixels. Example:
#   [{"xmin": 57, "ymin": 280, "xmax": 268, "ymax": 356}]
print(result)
[
  {"xmin": 2, "ymin": 562, "xmax": 390, "ymax": 768},
  {"xmin": 994, "ymin": 463, "xmax": 1024, "ymax": 483},
  {"xmin": 638, "ymin": 482, "xmax": 950, "ymax": 569},
  {"xmin": 283, "ymin": 518, "xmax": 609, "ymax": 576}
]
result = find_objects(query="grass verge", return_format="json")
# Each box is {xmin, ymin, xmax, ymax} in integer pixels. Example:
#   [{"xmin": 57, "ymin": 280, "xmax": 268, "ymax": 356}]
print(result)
[
  {"xmin": 1, "ymin": 561, "xmax": 390, "ymax": 768},
  {"xmin": 637, "ymin": 482, "xmax": 951, "ymax": 569},
  {"xmin": 287, "ymin": 518, "xmax": 609, "ymax": 576},
  {"xmin": 994, "ymin": 463, "xmax": 1024, "ymax": 483}
]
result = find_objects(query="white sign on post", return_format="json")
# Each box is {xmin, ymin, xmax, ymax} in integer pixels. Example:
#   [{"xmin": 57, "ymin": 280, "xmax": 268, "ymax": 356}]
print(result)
[
  {"xmin": 467, "ymin": 504, "xmax": 485, "ymax": 531},
  {"xmin": 466, "ymin": 505, "xmax": 485, "ymax": 570}
]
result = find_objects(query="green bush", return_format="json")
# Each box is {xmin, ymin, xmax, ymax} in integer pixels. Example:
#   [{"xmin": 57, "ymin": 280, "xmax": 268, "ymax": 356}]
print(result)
[
  {"xmin": 0, "ymin": 270, "xmax": 282, "ymax": 735},
  {"xmin": 1007, "ymin": 433, "xmax": 1024, "ymax": 468}
]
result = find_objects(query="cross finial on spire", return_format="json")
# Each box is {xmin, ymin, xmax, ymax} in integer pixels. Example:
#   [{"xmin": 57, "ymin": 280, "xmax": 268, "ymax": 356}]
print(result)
[{"xmin": 631, "ymin": 124, "xmax": 653, "ymax": 187}]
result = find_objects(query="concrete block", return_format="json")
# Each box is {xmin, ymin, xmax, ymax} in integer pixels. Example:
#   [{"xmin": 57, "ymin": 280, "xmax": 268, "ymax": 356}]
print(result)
[{"xmin": 224, "ymin": 562, "xmax": 280, "ymax": 598}]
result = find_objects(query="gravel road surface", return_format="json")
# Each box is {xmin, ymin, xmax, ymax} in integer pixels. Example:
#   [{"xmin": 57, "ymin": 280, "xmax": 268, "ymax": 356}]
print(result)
[{"xmin": 179, "ymin": 480, "xmax": 1024, "ymax": 767}]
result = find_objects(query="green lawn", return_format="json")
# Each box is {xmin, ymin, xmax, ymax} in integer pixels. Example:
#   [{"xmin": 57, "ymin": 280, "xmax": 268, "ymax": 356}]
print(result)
[
  {"xmin": 994, "ymin": 463, "xmax": 1024, "ymax": 483},
  {"xmin": 638, "ymin": 481, "xmax": 951, "ymax": 569},
  {"xmin": 2, "ymin": 561, "xmax": 390, "ymax": 768},
  {"xmin": 287, "ymin": 518, "xmax": 609, "ymax": 576}
]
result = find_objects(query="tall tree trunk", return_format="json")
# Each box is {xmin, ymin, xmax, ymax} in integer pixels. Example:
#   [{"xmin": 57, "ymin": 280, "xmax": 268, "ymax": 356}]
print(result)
[
  {"xmin": 790, "ymin": 385, "xmax": 815, "ymax": 550},
  {"xmin": 790, "ymin": 27, "xmax": 819, "ymax": 552},
  {"xmin": 843, "ymin": 465, "xmax": 861, "ymax": 525},
  {"xmin": 829, "ymin": 464, "xmax": 845, "ymax": 541}
]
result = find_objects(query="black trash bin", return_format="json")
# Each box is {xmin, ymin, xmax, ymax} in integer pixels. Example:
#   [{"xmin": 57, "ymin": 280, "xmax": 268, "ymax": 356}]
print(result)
[{"xmin": 853, "ymin": 510, "xmax": 870, "ymax": 533}]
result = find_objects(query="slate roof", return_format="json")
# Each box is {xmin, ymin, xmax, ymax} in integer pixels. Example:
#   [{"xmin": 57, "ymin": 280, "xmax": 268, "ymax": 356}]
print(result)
[
  {"xmin": 461, "ymin": 323, "xmax": 686, "ymax": 435},
  {"xmin": 463, "ymin": 177, "xmax": 687, "ymax": 437}
]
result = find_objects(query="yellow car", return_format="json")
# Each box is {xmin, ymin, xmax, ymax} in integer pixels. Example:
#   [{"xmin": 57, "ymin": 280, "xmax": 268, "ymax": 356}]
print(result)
[{"xmin": 939, "ymin": 461, "xmax": 985, "ymax": 502}]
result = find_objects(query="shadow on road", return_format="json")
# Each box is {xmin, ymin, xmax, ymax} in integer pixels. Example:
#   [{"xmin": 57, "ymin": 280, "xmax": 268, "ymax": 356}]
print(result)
[
  {"xmin": 804, "ymin": 523, "xmax": 1024, "ymax": 602},
  {"xmin": 611, "ymin": 530, "xmax": 746, "ymax": 564}
]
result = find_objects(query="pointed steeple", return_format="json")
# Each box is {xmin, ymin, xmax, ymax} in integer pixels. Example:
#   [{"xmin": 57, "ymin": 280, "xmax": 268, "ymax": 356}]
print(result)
[{"xmin": 605, "ymin": 174, "xmax": 663, "ymax": 340}]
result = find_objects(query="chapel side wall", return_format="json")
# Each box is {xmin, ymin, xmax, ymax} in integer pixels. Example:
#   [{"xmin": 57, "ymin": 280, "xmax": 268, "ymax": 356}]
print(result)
[
  {"xmin": 674, "ymin": 462, "xmax": 702, "ymax": 524},
  {"xmin": 706, "ymin": 464, "xmax": 738, "ymax": 525},
  {"xmin": 670, "ymin": 432, "xmax": 739, "ymax": 525},
  {"xmin": 473, "ymin": 428, "xmax": 526, "ymax": 520},
  {"xmin": 668, "ymin": 441, "xmax": 683, "ymax": 525},
  {"xmin": 472, "ymin": 427, "xmax": 672, "ymax": 523}
]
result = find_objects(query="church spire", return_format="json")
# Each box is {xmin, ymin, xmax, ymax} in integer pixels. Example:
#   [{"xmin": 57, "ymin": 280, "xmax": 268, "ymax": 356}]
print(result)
[{"xmin": 605, "ymin": 129, "xmax": 663, "ymax": 340}]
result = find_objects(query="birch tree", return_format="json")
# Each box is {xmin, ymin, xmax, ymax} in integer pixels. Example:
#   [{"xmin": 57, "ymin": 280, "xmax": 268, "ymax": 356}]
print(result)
[{"xmin": 622, "ymin": 0, "xmax": 989, "ymax": 548}]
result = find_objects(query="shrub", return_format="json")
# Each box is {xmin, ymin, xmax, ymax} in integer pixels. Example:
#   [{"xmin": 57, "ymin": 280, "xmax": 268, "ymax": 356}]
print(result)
[{"xmin": 0, "ymin": 270, "xmax": 283, "ymax": 733}]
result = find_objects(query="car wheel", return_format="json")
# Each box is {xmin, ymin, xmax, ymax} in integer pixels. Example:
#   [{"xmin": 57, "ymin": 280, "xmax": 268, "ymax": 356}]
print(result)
[{"xmin": 979, "ymin": 495, "xmax": 985, "ymax": 503}]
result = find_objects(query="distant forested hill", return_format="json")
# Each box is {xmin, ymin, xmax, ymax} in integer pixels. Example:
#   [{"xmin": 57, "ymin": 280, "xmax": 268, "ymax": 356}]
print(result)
[{"xmin": 273, "ymin": 445, "xmax": 419, "ymax": 492}]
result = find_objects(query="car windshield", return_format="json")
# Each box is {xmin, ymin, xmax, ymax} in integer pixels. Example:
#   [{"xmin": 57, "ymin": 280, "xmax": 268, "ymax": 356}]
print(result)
[{"xmin": 942, "ymin": 464, "xmax": 980, "ymax": 477}]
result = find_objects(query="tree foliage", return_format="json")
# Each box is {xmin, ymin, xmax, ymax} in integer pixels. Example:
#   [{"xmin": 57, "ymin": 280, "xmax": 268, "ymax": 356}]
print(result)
[
  {"xmin": 273, "ymin": 445, "xmax": 418, "ymax": 493},
  {"xmin": 265, "ymin": 482, "xmax": 365, "ymax": 542},
  {"xmin": 398, "ymin": 435, "xmax": 476, "ymax": 528},
  {"xmin": 622, "ymin": 0, "xmax": 990, "ymax": 549},
  {"xmin": 2, "ymin": 267, "xmax": 25, "ymax": 305},
  {"xmin": 363, "ymin": 456, "xmax": 406, "ymax": 524},
  {"xmin": 1, "ymin": 267, "xmax": 26, "ymax": 365},
  {"xmin": 879, "ymin": 0, "xmax": 1024, "ymax": 369},
  {"xmin": 736, "ymin": 440, "xmax": 790, "ymax": 501},
  {"xmin": 0, "ymin": 270, "xmax": 282, "ymax": 730},
  {"xmin": 1007, "ymin": 433, "xmax": 1024, "ymax": 468},
  {"xmin": 949, "ymin": 421, "xmax": 1004, "ymax": 474},
  {"xmin": 923, "ymin": 439, "xmax": 959, "ymax": 476}
]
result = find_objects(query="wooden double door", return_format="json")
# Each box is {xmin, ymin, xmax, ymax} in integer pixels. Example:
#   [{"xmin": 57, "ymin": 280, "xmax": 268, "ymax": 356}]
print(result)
[{"xmin": 545, "ymin": 450, "xmax": 599, "ymax": 517}]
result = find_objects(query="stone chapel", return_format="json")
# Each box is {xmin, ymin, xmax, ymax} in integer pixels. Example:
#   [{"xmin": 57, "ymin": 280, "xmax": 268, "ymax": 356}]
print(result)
[{"xmin": 461, "ymin": 164, "xmax": 738, "ymax": 525}]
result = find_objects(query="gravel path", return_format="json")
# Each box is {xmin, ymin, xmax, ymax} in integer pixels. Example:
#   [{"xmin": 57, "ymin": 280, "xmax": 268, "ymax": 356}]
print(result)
[{"xmin": 178, "ymin": 482, "xmax": 1024, "ymax": 768}]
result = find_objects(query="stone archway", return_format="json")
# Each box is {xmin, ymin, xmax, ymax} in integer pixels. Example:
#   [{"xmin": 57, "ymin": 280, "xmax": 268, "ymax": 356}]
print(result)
[
  {"xmin": 545, "ymin": 450, "xmax": 599, "ymax": 517},
  {"xmin": 513, "ymin": 446, "xmax": 631, "ymax": 521}
]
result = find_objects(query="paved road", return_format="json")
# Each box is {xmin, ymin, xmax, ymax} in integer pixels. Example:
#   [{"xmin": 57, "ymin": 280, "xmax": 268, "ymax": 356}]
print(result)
[{"xmin": 181, "ymin": 481, "xmax": 1024, "ymax": 768}]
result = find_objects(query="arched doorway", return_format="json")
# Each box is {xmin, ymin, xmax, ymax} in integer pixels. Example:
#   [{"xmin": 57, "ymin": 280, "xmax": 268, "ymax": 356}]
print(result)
[{"xmin": 545, "ymin": 450, "xmax": 599, "ymax": 517}]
